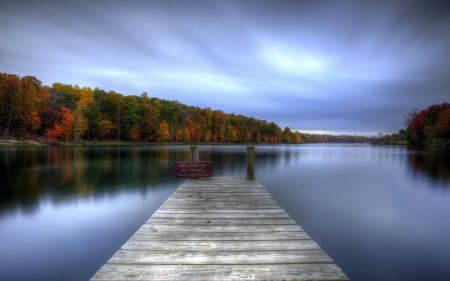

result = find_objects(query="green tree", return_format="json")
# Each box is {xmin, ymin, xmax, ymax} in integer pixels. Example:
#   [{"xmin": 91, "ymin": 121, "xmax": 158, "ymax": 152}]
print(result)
[
  {"xmin": 51, "ymin": 83, "xmax": 80, "ymax": 110},
  {"xmin": 103, "ymin": 91, "xmax": 124, "ymax": 140},
  {"xmin": 282, "ymin": 127, "xmax": 292, "ymax": 143},
  {"xmin": 0, "ymin": 73, "xmax": 21, "ymax": 137},
  {"xmin": 122, "ymin": 95, "xmax": 141, "ymax": 140},
  {"xmin": 72, "ymin": 87, "xmax": 93, "ymax": 143},
  {"xmin": 140, "ymin": 93, "xmax": 159, "ymax": 141}
]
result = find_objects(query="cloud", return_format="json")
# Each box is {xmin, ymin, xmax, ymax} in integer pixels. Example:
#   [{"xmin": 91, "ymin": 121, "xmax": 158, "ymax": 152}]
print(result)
[{"xmin": 1, "ymin": 0, "xmax": 449, "ymax": 135}]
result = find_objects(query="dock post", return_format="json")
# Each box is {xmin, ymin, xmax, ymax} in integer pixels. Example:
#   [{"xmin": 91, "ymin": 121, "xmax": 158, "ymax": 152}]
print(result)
[
  {"xmin": 246, "ymin": 146, "xmax": 255, "ymax": 179},
  {"xmin": 190, "ymin": 145, "xmax": 199, "ymax": 162}
]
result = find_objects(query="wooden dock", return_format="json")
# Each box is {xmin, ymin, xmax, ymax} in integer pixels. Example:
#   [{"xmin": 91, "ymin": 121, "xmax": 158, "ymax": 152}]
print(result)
[{"xmin": 90, "ymin": 177, "xmax": 349, "ymax": 281}]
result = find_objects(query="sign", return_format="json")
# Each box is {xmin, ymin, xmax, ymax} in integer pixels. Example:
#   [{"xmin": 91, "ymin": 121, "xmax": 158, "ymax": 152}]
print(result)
[{"xmin": 173, "ymin": 161, "xmax": 213, "ymax": 178}]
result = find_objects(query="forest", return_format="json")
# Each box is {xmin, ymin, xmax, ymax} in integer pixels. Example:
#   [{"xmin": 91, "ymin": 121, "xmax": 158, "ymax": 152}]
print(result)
[
  {"xmin": 405, "ymin": 103, "xmax": 450, "ymax": 149},
  {"xmin": 1, "ymin": 72, "xmax": 303, "ymax": 144}
]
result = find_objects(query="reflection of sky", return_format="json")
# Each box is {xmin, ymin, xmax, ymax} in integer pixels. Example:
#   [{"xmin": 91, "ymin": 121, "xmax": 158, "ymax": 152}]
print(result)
[
  {"xmin": 2, "ymin": 0, "xmax": 450, "ymax": 135},
  {"xmin": 257, "ymin": 144, "xmax": 450, "ymax": 281},
  {"xmin": 1, "ymin": 145, "xmax": 450, "ymax": 281},
  {"xmin": 0, "ymin": 185, "xmax": 176, "ymax": 281}
]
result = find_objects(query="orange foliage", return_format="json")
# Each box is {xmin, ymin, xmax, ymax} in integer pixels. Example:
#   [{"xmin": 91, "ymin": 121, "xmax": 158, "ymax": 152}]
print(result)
[
  {"xmin": 61, "ymin": 107, "xmax": 74, "ymax": 142},
  {"xmin": 47, "ymin": 123, "xmax": 63, "ymax": 144},
  {"xmin": 29, "ymin": 111, "xmax": 41, "ymax": 132},
  {"xmin": 129, "ymin": 127, "xmax": 140, "ymax": 141},
  {"xmin": 1, "ymin": 72, "xmax": 304, "ymax": 144}
]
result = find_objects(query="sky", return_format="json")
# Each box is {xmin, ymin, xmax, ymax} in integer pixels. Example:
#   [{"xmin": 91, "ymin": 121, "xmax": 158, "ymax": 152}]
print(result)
[{"xmin": 1, "ymin": 0, "xmax": 450, "ymax": 136}]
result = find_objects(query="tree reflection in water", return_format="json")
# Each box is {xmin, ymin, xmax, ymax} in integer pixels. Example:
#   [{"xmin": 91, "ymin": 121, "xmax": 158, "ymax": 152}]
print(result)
[
  {"xmin": 0, "ymin": 146, "xmax": 188, "ymax": 215},
  {"xmin": 408, "ymin": 150, "xmax": 450, "ymax": 186}
]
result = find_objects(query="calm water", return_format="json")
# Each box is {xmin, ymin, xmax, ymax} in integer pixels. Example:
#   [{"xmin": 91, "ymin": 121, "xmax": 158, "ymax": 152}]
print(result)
[{"xmin": 1, "ymin": 144, "xmax": 449, "ymax": 281}]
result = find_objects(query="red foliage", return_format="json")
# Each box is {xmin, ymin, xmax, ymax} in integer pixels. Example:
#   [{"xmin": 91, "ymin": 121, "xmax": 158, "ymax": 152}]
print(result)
[
  {"xmin": 47, "ymin": 123, "xmax": 63, "ymax": 144},
  {"xmin": 407, "ymin": 103, "xmax": 450, "ymax": 148}
]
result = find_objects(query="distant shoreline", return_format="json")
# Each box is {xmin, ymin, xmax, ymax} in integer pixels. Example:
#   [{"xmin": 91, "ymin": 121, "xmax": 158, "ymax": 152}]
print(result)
[
  {"xmin": 0, "ymin": 137, "xmax": 265, "ymax": 147},
  {"xmin": 1, "ymin": 137, "xmax": 373, "ymax": 148}
]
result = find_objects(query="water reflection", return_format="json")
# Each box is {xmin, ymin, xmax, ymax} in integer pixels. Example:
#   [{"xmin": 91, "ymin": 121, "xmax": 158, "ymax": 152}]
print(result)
[
  {"xmin": 408, "ymin": 150, "xmax": 450, "ymax": 185},
  {"xmin": 1, "ymin": 145, "xmax": 450, "ymax": 281},
  {"xmin": 0, "ymin": 146, "xmax": 191, "ymax": 215},
  {"xmin": 0, "ymin": 145, "xmax": 289, "ymax": 216},
  {"xmin": 2, "ymin": 144, "xmax": 449, "ymax": 216},
  {"xmin": 252, "ymin": 144, "xmax": 450, "ymax": 281}
]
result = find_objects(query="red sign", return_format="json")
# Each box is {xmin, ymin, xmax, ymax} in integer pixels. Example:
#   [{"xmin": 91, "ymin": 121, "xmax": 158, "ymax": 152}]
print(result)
[{"xmin": 173, "ymin": 161, "xmax": 213, "ymax": 178}]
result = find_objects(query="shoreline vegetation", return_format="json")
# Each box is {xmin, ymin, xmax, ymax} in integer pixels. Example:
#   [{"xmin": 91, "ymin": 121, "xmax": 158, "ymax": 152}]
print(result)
[
  {"xmin": 1, "ymin": 72, "xmax": 369, "ymax": 147},
  {"xmin": 0, "ymin": 134, "xmax": 370, "ymax": 147},
  {"xmin": 1, "ymin": 72, "xmax": 303, "ymax": 145},
  {"xmin": 404, "ymin": 103, "xmax": 450, "ymax": 150},
  {"xmin": 2, "ymin": 72, "xmax": 448, "ymax": 149},
  {"xmin": 370, "ymin": 102, "xmax": 450, "ymax": 150}
]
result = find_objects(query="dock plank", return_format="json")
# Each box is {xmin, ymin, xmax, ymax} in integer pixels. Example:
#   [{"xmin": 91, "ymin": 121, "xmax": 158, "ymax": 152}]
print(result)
[
  {"xmin": 121, "ymin": 240, "xmax": 321, "ymax": 251},
  {"xmin": 90, "ymin": 177, "xmax": 349, "ymax": 281},
  {"xmin": 91, "ymin": 264, "xmax": 347, "ymax": 281},
  {"xmin": 108, "ymin": 249, "xmax": 334, "ymax": 264},
  {"xmin": 129, "ymin": 231, "xmax": 312, "ymax": 241}
]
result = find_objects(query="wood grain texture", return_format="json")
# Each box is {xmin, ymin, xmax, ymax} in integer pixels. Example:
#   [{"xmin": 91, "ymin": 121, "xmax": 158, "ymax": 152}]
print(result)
[{"xmin": 90, "ymin": 177, "xmax": 349, "ymax": 281}]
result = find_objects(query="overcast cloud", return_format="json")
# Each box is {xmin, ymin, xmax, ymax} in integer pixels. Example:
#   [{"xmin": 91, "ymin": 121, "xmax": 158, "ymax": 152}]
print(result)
[{"xmin": 1, "ymin": 0, "xmax": 449, "ymax": 135}]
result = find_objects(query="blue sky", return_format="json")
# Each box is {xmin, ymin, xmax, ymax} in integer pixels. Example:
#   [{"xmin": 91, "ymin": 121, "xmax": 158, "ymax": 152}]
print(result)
[{"xmin": 1, "ymin": 0, "xmax": 449, "ymax": 136}]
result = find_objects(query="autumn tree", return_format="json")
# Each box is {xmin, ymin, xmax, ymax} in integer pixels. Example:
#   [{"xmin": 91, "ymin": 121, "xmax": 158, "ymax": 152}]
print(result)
[
  {"xmin": 36, "ymin": 85, "xmax": 52, "ymax": 135},
  {"xmin": 1, "ymin": 71, "xmax": 299, "ymax": 145},
  {"xmin": 293, "ymin": 131, "xmax": 301, "ymax": 144},
  {"xmin": 122, "ymin": 95, "xmax": 141, "ymax": 140},
  {"xmin": 51, "ymin": 83, "xmax": 80, "ymax": 110},
  {"xmin": 0, "ymin": 74, "xmax": 43, "ymax": 137},
  {"xmin": 72, "ymin": 87, "xmax": 93, "ymax": 143},
  {"xmin": 103, "ymin": 91, "xmax": 123, "ymax": 140},
  {"xmin": 60, "ymin": 107, "xmax": 75, "ymax": 142},
  {"xmin": 282, "ymin": 127, "xmax": 292, "ymax": 143},
  {"xmin": 182, "ymin": 127, "xmax": 191, "ymax": 142},
  {"xmin": 406, "ymin": 103, "xmax": 450, "ymax": 149},
  {"xmin": 84, "ymin": 88, "xmax": 106, "ymax": 140},
  {"xmin": 129, "ymin": 127, "xmax": 140, "ymax": 141},
  {"xmin": 0, "ymin": 73, "xmax": 21, "ymax": 137},
  {"xmin": 140, "ymin": 93, "xmax": 159, "ymax": 141},
  {"xmin": 16, "ymin": 76, "xmax": 42, "ymax": 136},
  {"xmin": 29, "ymin": 111, "xmax": 41, "ymax": 135},
  {"xmin": 47, "ymin": 123, "xmax": 64, "ymax": 144},
  {"xmin": 158, "ymin": 120, "xmax": 171, "ymax": 142},
  {"xmin": 437, "ymin": 108, "xmax": 450, "ymax": 138}
]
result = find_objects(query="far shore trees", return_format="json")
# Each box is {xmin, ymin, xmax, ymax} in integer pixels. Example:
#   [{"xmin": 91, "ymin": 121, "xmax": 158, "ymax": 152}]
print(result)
[
  {"xmin": 1, "ymin": 72, "xmax": 302, "ymax": 144},
  {"xmin": 405, "ymin": 103, "xmax": 450, "ymax": 149}
]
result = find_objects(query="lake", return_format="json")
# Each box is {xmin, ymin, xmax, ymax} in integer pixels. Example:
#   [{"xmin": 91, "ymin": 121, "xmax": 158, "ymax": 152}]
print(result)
[{"xmin": 1, "ymin": 144, "xmax": 450, "ymax": 281}]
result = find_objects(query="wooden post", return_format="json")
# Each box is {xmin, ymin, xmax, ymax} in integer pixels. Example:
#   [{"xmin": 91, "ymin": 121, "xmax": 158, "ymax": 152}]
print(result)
[
  {"xmin": 246, "ymin": 146, "xmax": 255, "ymax": 179},
  {"xmin": 190, "ymin": 146, "xmax": 199, "ymax": 162}
]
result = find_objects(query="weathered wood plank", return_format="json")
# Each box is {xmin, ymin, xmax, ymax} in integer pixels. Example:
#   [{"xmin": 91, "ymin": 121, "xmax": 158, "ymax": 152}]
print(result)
[
  {"xmin": 108, "ymin": 249, "xmax": 333, "ymax": 265},
  {"xmin": 90, "ymin": 177, "xmax": 349, "ymax": 281},
  {"xmin": 137, "ymin": 224, "xmax": 303, "ymax": 233},
  {"xmin": 154, "ymin": 208, "xmax": 288, "ymax": 214},
  {"xmin": 144, "ymin": 218, "xmax": 297, "ymax": 225},
  {"xmin": 151, "ymin": 212, "xmax": 291, "ymax": 219},
  {"xmin": 158, "ymin": 204, "xmax": 282, "ymax": 210},
  {"xmin": 121, "ymin": 240, "xmax": 321, "ymax": 251},
  {"xmin": 128, "ymin": 231, "xmax": 311, "ymax": 241},
  {"xmin": 91, "ymin": 264, "xmax": 348, "ymax": 281},
  {"xmin": 166, "ymin": 195, "xmax": 278, "ymax": 202},
  {"xmin": 174, "ymin": 188, "xmax": 265, "ymax": 192}
]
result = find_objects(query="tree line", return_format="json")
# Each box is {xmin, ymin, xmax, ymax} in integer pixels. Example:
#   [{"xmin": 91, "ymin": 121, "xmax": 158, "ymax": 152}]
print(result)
[
  {"xmin": 0, "ymin": 72, "xmax": 302, "ymax": 144},
  {"xmin": 405, "ymin": 103, "xmax": 450, "ymax": 149},
  {"xmin": 300, "ymin": 133, "xmax": 369, "ymax": 143}
]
